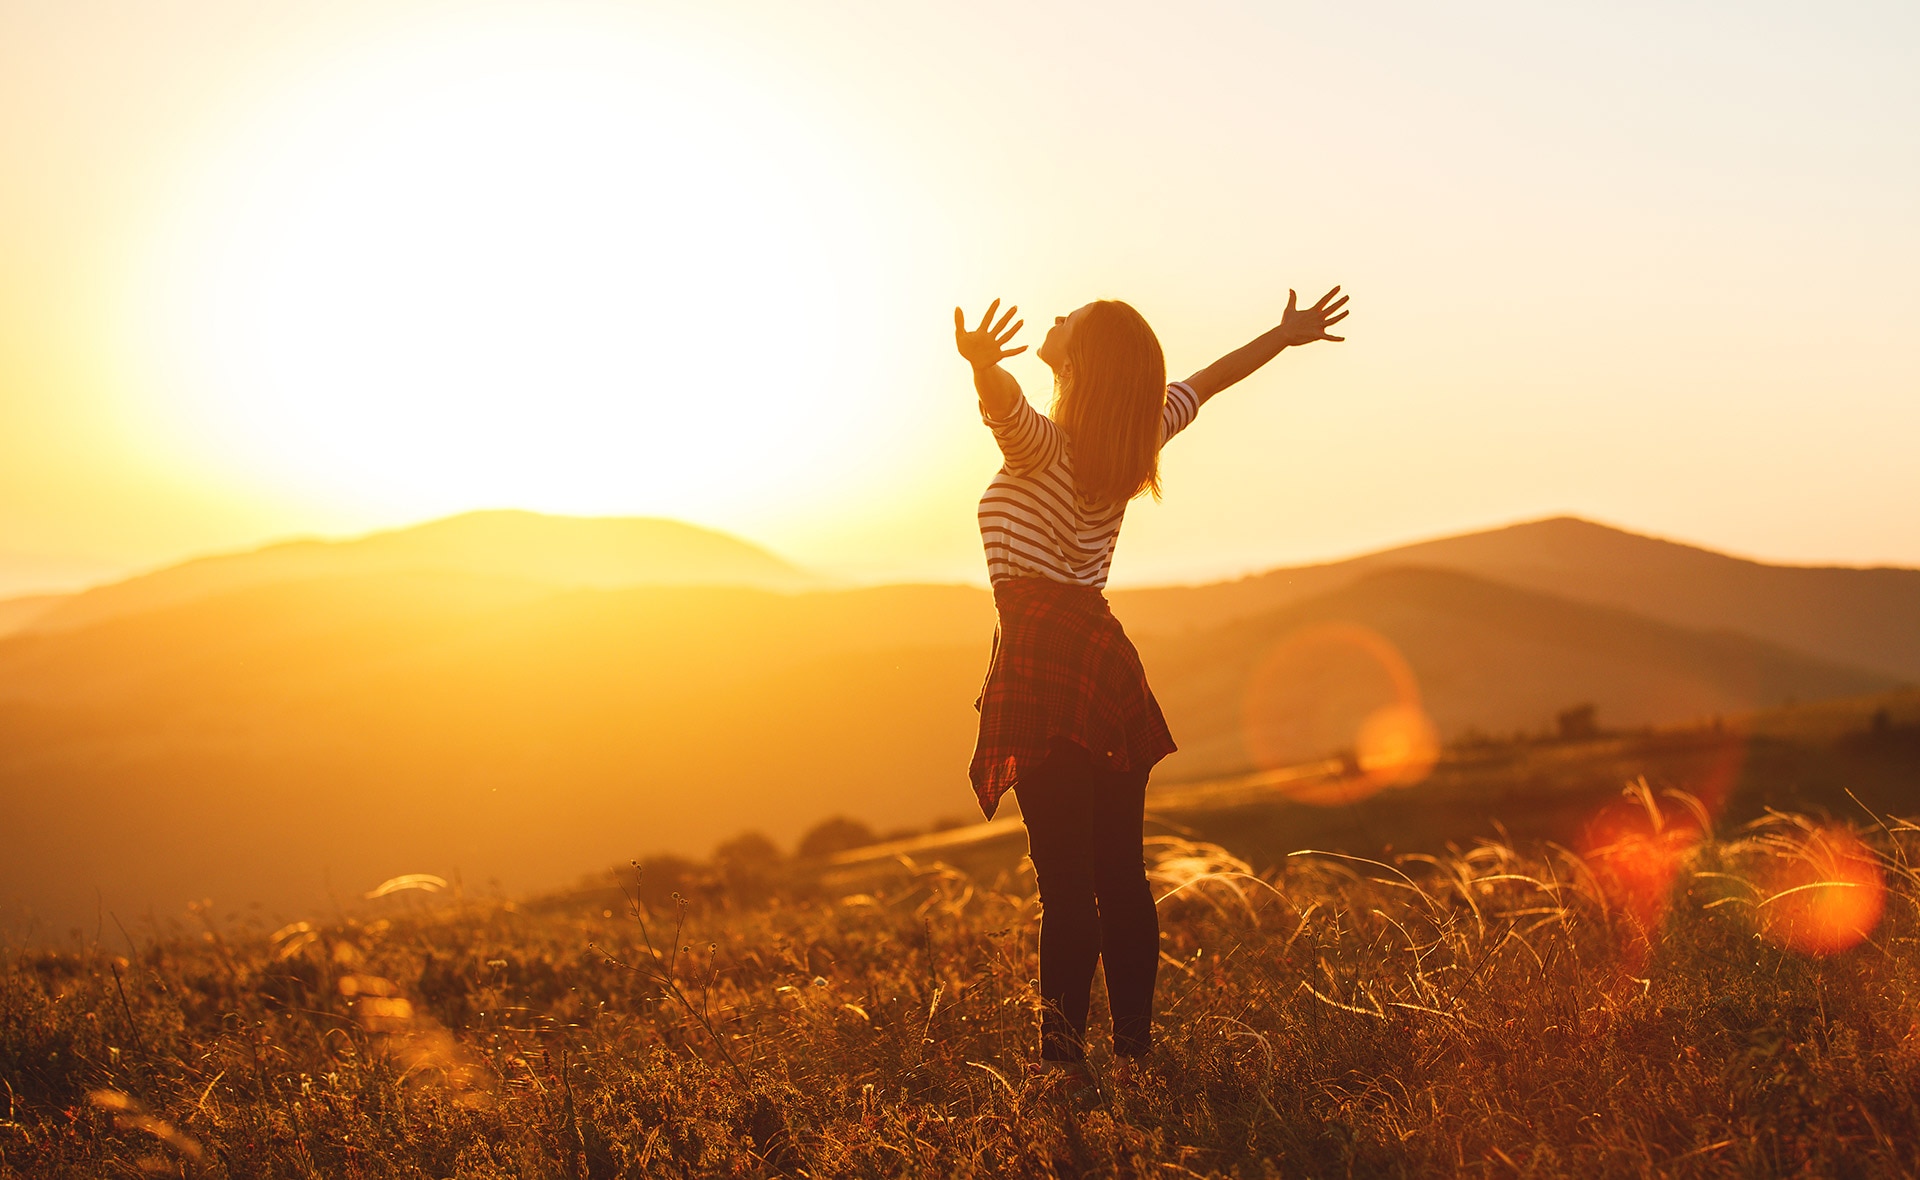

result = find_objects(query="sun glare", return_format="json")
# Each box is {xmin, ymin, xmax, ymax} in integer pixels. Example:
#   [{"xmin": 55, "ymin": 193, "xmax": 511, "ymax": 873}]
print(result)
[
  {"xmin": 121, "ymin": 17, "xmax": 908, "ymax": 523},
  {"xmin": 1240, "ymin": 622, "xmax": 1441, "ymax": 804},
  {"xmin": 1755, "ymin": 826, "xmax": 1887, "ymax": 957}
]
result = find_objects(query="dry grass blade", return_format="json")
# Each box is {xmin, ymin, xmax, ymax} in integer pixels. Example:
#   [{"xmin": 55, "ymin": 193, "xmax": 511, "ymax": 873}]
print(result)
[
  {"xmin": 1297, "ymin": 980, "xmax": 1387, "ymax": 1019},
  {"xmin": 965, "ymin": 1060, "xmax": 1018, "ymax": 1103},
  {"xmin": 1288, "ymin": 849, "xmax": 1449, "ymax": 921},
  {"xmin": 364, "ymin": 873, "xmax": 450, "ymax": 900},
  {"xmin": 1754, "ymin": 880, "xmax": 1872, "ymax": 907}
]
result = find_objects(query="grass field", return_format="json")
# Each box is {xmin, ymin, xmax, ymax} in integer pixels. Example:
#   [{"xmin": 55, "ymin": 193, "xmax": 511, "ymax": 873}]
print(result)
[{"xmin": 5, "ymin": 712, "xmax": 1920, "ymax": 1178}]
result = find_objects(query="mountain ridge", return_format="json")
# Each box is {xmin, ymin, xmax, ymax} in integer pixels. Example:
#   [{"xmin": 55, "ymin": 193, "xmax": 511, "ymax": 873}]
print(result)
[
  {"xmin": 18, "ymin": 509, "xmax": 820, "ymax": 637},
  {"xmin": 1138, "ymin": 563, "xmax": 1896, "ymax": 780},
  {"xmin": 8, "ymin": 513, "xmax": 1918, "ymax": 680},
  {"xmin": 0, "ymin": 592, "xmax": 65, "ymax": 636},
  {"xmin": 1110, "ymin": 516, "xmax": 1920, "ymax": 681}
]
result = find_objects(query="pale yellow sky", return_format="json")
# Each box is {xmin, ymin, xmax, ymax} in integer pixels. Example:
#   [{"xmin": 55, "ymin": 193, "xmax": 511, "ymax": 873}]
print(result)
[{"xmin": 2, "ymin": 0, "xmax": 1916, "ymax": 595}]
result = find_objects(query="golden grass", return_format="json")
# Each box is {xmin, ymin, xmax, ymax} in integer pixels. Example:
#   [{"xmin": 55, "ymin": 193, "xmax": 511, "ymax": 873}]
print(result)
[{"xmin": 4, "ymin": 790, "xmax": 1919, "ymax": 1177}]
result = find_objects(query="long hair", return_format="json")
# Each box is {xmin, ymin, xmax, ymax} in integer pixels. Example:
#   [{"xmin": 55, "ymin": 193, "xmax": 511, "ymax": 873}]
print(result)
[{"xmin": 1051, "ymin": 300, "xmax": 1168, "ymax": 505}]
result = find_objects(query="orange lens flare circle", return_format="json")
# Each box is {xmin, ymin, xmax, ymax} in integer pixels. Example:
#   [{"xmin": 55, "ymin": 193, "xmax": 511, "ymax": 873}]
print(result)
[
  {"xmin": 1577, "ymin": 784, "xmax": 1707, "ymax": 962},
  {"xmin": 1756, "ymin": 827, "xmax": 1887, "ymax": 957},
  {"xmin": 1240, "ymin": 622, "xmax": 1438, "ymax": 805},
  {"xmin": 1354, "ymin": 702, "xmax": 1442, "ymax": 787}
]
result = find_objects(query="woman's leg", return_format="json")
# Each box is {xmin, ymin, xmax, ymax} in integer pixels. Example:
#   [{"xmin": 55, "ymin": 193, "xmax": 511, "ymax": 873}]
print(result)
[
  {"xmin": 1093, "ymin": 765, "xmax": 1157, "ymax": 1057},
  {"xmin": 1017, "ymin": 740, "xmax": 1101, "ymax": 1063}
]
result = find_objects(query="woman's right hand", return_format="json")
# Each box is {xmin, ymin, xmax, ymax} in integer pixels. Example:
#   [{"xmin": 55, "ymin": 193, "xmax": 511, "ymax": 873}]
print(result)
[{"xmin": 954, "ymin": 300, "xmax": 1026, "ymax": 370}]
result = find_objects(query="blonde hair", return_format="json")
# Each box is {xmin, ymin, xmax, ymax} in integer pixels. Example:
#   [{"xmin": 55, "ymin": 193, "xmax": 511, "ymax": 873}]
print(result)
[{"xmin": 1051, "ymin": 300, "xmax": 1168, "ymax": 504}]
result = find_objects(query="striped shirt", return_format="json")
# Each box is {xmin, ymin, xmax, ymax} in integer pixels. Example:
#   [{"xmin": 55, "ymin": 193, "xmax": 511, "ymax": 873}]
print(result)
[{"xmin": 978, "ymin": 381, "xmax": 1201, "ymax": 589}]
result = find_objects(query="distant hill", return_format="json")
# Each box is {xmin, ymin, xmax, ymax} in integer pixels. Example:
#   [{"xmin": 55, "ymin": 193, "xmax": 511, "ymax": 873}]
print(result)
[
  {"xmin": 0, "ymin": 561, "xmax": 1894, "ymax": 926},
  {"xmin": 1111, "ymin": 516, "xmax": 1920, "ymax": 682},
  {"xmin": 22, "ymin": 510, "xmax": 818, "ymax": 636},
  {"xmin": 0, "ymin": 592, "xmax": 67, "ymax": 638},
  {"xmin": 1140, "ymin": 566, "xmax": 1896, "ymax": 781}
]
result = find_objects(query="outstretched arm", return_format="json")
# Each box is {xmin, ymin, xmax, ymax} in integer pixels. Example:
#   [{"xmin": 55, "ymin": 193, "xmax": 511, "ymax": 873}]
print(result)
[
  {"xmin": 1183, "ymin": 286, "xmax": 1349, "ymax": 405},
  {"xmin": 957, "ymin": 299, "xmax": 1067, "ymax": 475},
  {"xmin": 953, "ymin": 300, "xmax": 1027, "ymax": 419}
]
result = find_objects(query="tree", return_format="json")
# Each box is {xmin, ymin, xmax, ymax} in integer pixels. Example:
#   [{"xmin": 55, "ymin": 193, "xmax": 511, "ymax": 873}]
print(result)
[{"xmin": 796, "ymin": 816, "xmax": 876, "ymax": 860}]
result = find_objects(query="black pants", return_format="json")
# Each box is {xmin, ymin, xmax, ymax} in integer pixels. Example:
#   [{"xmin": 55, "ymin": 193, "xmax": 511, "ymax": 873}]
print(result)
[{"xmin": 1017, "ymin": 738, "xmax": 1158, "ymax": 1062}]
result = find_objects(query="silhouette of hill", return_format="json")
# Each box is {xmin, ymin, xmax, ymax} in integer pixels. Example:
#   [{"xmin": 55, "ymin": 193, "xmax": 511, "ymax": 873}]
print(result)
[
  {"xmin": 0, "ymin": 561, "xmax": 1894, "ymax": 927},
  {"xmin": 1140, "ymin": 566, "xmax": 1896, "ymax": 781},
  {"xmin": 0, "ymin": 592, "xmax": 66, "ymax": 638},
  {"xmin": 22, "ymin": 510, "xmax": 817, "ymax": 637},
  {"xmin": 1111, "ymin": 516, "xmax": 1920, "ymax": 681}
]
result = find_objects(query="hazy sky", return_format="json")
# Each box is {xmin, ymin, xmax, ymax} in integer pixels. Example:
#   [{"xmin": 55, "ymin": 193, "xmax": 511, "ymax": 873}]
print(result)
[{"xmin": 2, "ymin": 0, "xmax": 1916, "ymax": 594}]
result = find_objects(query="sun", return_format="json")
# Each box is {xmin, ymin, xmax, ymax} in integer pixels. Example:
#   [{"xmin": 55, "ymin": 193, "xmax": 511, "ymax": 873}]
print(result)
[{"xmin": 122, "ymin": 16, "xmax": 903, "ymax": 525}]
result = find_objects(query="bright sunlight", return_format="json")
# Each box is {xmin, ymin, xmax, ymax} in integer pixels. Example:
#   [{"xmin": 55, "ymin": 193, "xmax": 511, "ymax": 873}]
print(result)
[{"xmin": 120, "ymin": 16, "xmax": 904, "ymax": 522}]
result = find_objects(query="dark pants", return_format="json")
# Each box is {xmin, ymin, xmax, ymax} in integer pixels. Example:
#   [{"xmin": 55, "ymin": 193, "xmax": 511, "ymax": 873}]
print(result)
[{"xmin": 1017, "ymin": 738, "xmax": 1158, "ymax": 1062}]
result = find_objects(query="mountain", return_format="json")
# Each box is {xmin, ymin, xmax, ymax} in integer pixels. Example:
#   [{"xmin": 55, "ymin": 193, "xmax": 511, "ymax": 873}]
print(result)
[
  {"xmin": 21, "ymin": 510, "xmax": 818, "ymax": 637},
  {"xmin": 0, "ymin": 559, "xmax": 1894, "ymax": 927},
  {"xmin": 1139, "ymin": 566, "xmax": 1895, "ymax": 780},
  {"xmin": 0, "ymin": 593, "xmax": 67, "ymax": 638},
  {"xmin": 1111, "ymin": 517, "xmax": 1920, "ymax": 682}
]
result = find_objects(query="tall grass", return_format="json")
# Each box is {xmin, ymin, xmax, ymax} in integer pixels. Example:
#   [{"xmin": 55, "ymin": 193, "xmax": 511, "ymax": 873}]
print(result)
[{"xmin": 4, "ymin": 789, "xmax": 1918, "ymax": 1177}]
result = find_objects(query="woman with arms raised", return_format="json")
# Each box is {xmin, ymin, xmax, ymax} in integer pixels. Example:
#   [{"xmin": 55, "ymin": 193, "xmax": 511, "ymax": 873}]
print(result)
[{"xmin": 954, "ymin": 286, "xmax": 1349, "ymax": 1085}]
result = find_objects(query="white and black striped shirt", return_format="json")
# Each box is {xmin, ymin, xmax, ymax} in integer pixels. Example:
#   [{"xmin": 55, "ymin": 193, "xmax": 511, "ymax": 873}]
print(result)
[{"xmin": 978, "ymin": 381, "xmax": 1201, "ymax": 589}]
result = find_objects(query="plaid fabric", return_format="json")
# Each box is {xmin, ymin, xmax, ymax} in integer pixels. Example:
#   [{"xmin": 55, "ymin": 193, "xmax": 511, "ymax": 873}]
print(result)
[{"xmin": 969, "ymin": 576, "xmax": 1177, "ymax": 818}]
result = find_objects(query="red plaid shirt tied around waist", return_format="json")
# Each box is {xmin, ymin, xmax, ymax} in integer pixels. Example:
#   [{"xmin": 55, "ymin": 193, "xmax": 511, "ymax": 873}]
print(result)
[{"xmin": 968, "ymin": 576, "xmax": 1177, "ymax": 818}]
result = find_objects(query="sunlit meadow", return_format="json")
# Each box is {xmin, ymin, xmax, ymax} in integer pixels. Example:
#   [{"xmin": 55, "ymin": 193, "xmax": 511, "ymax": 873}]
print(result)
[{"xmin": 5, "ymin": 771, "xmax": 1917, "ymax": 1178}]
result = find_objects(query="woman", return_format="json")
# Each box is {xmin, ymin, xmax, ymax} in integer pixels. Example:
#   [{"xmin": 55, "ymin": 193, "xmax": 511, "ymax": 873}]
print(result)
[{"xmin": 953, "ymin": 287, "xmax": 1349, "ymax": 1079}]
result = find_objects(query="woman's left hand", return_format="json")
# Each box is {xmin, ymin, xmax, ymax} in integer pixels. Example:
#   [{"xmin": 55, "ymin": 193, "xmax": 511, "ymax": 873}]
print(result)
[{"xmin": 1276, "ymin": 286, "xmax": 1350, "ymax": 346}]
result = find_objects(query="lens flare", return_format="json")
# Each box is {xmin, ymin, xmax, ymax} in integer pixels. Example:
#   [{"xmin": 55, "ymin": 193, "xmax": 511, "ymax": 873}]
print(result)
[
  {"xmin": 1354, "ymin": 702, "xmax": 1441, "ymax": 787},
  {"xmin": 1240, "ymin": 622, "xmax": 1438, "ymax": 805},
  {"xmin": 1577, "ymin": 778, "xmax": 1706, "ymax": 964},
  {"xmin": 1754, "ymin": 826, "xmax": 1886, "ymax": 957}
]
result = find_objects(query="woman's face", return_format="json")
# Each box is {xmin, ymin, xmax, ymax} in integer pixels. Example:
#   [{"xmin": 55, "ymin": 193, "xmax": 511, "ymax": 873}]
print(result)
[{"xmin": 1037, "ymin": 303, "xmax": 1095, "ymax": 372}]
